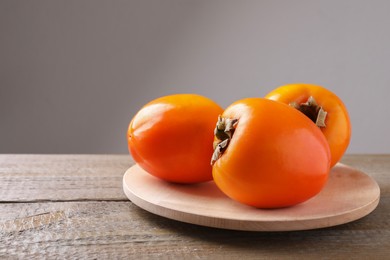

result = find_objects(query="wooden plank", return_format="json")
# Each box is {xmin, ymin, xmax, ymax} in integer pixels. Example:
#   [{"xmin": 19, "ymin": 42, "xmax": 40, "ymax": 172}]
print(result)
[
  {"xmin": 0, "ymin": 200, "xmax": 389, "ymax": 259},
  {"xmin": 0, "ymin": 154, "xmax": 388, "ymax": 203},
  {"xmin": 0, "ymin": 154, "xmax": 133, "ymax": 201},
  {"xmin": 0, "ymin": 154, "xmax": 389, "ymax": 258}
]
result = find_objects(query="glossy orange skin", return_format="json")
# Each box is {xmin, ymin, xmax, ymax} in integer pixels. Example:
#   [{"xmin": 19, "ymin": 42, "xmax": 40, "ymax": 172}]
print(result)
[
  {"xmin": 128, "ymin": 94, "xmax": 223, "ymax": 183},
  {"xmin": 212, "ymin": 98, "xmax": 331, "ymax": 208},
  {"xmin": 265, "ymin": 83, "xmax": 351, "ymax": 167}
]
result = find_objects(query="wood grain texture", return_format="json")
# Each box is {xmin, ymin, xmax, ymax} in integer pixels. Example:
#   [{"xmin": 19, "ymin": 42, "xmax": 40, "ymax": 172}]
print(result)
[
  {"xmin": 0, "ymin": 154, "xmax": 132, "ymax": 201},
  {"xmin": 0, "ymin": 154, "xmax": 389, "ymax": 259}
]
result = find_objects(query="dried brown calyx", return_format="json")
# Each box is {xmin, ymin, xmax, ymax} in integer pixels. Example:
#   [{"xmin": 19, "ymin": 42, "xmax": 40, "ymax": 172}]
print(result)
[
  {"xmin": 211, "ymin": 116, "xmax": 238, "ymax": 165},
  {"xmin": 290, "ymin": 96, "xmax": 327, "ymax": 128}
]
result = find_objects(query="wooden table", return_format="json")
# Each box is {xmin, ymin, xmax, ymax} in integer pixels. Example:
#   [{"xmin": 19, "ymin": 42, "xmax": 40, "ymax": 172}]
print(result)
[{"xmin": 0, "ymin": 154, "xmax": 389, "ymax": 259}]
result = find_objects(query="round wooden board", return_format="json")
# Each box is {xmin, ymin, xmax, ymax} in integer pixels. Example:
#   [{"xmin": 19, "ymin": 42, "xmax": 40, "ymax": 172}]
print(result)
[{"xmin": 123, "ymin": 163, "xmax": 380, "ymax": 231}]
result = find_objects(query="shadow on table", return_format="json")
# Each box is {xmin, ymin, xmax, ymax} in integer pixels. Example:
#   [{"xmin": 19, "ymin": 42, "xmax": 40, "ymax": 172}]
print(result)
[{"xmin": 130, "ymin": 196, "xmax": 387, "ymax": 254}]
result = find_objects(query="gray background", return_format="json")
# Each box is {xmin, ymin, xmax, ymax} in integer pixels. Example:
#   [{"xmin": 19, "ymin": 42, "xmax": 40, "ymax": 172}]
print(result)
[{"xmin": 1, "ymin": 0, "xmax": 389, "ymax": 154}]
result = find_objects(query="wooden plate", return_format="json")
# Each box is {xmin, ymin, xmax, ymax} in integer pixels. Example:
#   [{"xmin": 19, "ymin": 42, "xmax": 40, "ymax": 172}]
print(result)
[{"xmin": 123, "ymin": 163, "xmax": 380, "ymax": 231}]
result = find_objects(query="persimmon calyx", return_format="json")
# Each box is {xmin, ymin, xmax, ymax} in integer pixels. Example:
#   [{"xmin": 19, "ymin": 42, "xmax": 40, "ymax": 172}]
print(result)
[
  {"xmin": 290, "ymin": 96, "xmax": 327, "ymax": 128},
  {"xmin": 211, "ymin": 116, "xmax": 238, "ymax": 165}
]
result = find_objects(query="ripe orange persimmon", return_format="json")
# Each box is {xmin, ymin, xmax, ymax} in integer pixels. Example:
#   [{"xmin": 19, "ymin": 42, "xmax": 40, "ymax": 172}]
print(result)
[
  {"xmin": 128, "ymin": 94, "xmax": 223, "ymax": 183},
  {"xmin": 211, "ymin": 98, "xmax": 331, "ymax": 208},
  {"xmin": 265, "ymin": 83, "xmax": 351, "ymax": 167}
]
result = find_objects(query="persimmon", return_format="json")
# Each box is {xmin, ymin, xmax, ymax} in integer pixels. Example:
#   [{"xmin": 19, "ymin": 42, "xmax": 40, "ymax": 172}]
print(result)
[
  {"xmin": 127, "ymin": 94, "xmax": 223, "ymax": 183},
  {"xmin": 265, "ymin": 83, "xmax": 351, "ymax": 167},
  {"xmin": 211, "ymin": 98, "xmax": 331, "ymax": 208}
]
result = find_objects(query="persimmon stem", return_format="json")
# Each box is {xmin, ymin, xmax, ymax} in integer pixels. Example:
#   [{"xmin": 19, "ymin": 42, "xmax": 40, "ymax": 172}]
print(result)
[
  {"xmin": 211, "ymin": 116, "xmax": 238, "ymax": 165},
  {"xmin": 316, "ymin": 107, "xmax": 327, "ymax": 127},
  {"xmin": 211, "ymin": 139, "xmax": 229, "ymax": 166},
  {"xmin": 290, "ymin": 96, "xmax": 327, "ymax": 128}
]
